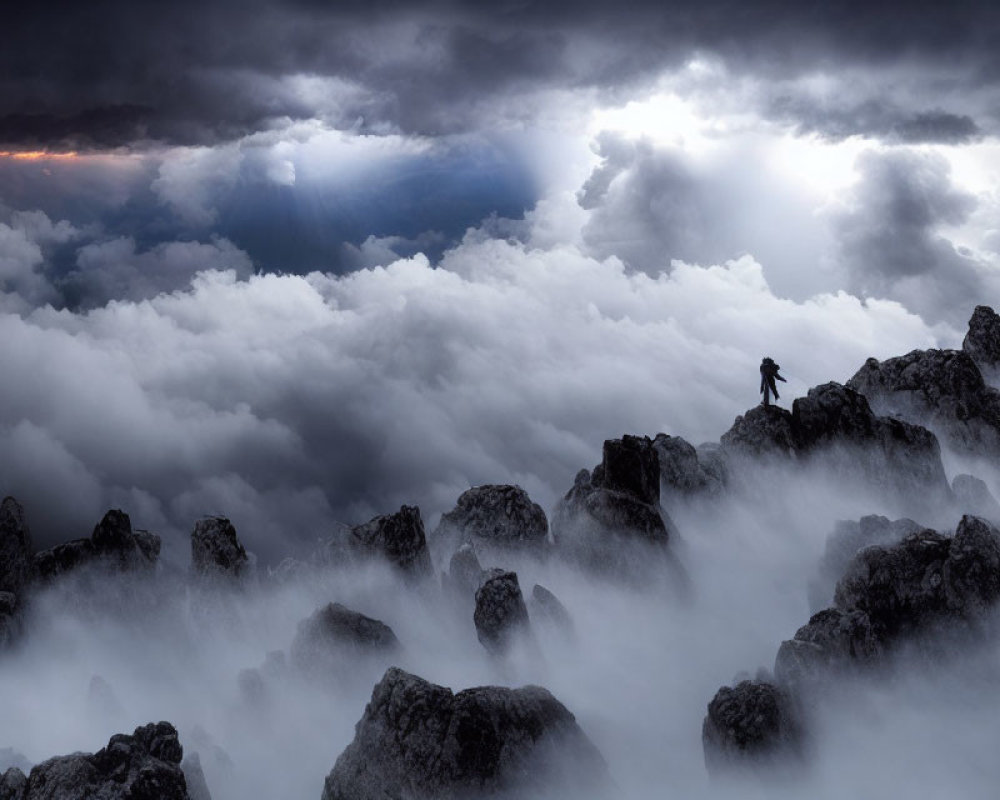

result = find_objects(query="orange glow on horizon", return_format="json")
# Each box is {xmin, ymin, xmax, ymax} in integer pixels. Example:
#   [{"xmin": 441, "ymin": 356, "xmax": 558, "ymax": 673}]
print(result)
[{"xmin": 0, "ymin": 150, "xmax": 79, "ymax": 161}]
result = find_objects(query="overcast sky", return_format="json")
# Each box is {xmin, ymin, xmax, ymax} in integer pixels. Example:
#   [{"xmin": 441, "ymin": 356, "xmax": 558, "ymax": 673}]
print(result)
[{"xmin": 2, "ymin": 0, "xmax": 999, "ymax": 557}]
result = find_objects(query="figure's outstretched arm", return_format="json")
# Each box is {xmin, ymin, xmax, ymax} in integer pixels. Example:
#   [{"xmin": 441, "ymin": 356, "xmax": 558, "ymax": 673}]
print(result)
[{"xmin": 776, "ymin": 373, "xmax": 787, "ymax": 382}]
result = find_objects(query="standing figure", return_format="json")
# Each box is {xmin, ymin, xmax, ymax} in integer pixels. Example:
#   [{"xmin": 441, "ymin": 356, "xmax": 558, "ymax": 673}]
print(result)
[{"xmin": 759, "ymin": 357, "xmax": 786, "ymax": 407}]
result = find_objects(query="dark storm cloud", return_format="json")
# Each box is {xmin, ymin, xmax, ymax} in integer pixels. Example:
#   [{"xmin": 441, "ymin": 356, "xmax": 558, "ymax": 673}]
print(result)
[
  {"xmin": 771, "ymin": 97, "xmax": 983, "ymax": 144},
  {"xmin": 4, "ymin": 0, "xmax": 999, "ymax": 150},
  {"xmin": 833, "ymin": 148, "xmax": 995, "ymax": 325}
]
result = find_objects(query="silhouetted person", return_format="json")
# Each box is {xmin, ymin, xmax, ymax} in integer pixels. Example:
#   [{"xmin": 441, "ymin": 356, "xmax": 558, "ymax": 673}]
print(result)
[{"xmin": 760, "ymin": 357, "xmax": 786, "ymax": 407}]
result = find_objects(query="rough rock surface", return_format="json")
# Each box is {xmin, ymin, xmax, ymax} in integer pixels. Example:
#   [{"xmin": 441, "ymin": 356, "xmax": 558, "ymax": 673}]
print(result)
[
  {"xmin": 809, "ymin": 515, "xmax": 924, "ymax": 611},
  {"xmin": 652, "ymin": 434, "xmax": 726, "ymax": 499},
  {"xmin": 34, "ymin": 509, "xmax": 160, "ymax": 581},
  {"xmin": 722, "ymin": 383, "xmax": 950, "ymax": 507},
  {"xmin": 322, "ymin": 667, "xmax": 611, "ymax": 800},
  {"xmin": 962, "ymin": 305, "xmax": 1000, "ymax": 372},
  {"xmin": 20, "ymin": 722, "xmax": 191, "ymax": 800},
  {"xmin": 350, "ymin": 506, "xmax": 432, "ymax": 576},
  {"xmin": 848, "ymin": 349, "xmax": 1000, "ymax": 456},
  {"xmin": 785, "ymin": 515, "xmax": 1000, "ymax": 686},
  {"xmin": 191, "ymin": 517, "xmax": 248, "ymax": 580},
  {"xmin": 436, "ymin": 485, "xmax": 548, "ymax": 551},
  {"xmin": 720, "ymin": 405, "xmax": 797, "ymax": 458},
  {"xmin": 0, "ymin": 498, "xmax": 33, "ymax": 597},
  {"xmin": 552, "ymin": 435, "xmax": 676, "ymax": 574},
  {"xmin": 290, "ymin": 602, "xmax": 399, "ymax": 673},
  {"xmin": 702, "ymin": 681, "xmax": 800, "ymax": 771},
  {"xmin": 474, "ymin": 570, "xmax": 531, "ymax": 654}
]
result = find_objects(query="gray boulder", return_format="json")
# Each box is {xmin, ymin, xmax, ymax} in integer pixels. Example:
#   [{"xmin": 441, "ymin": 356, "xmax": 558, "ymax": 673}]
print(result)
[
  {"xmin": 191, "ymin": 518, "xmax": 248, "ymax": 580},
  {"xmin": 529, "ymin": 584, "xmax": 574, "ymax": 637},
  {"xmin": 349, "ymin": 506, "xmax": 431, "ymax": 577},
  {"xmin": 0, "ymin": 498, "xmax": 32, "ymax": 597},
  {"xmin": 322, "ymin": 667, "xmax": 611, "ymax": 800},
  {"xmin": 702, "ymin": 680, "xmax": 801, "ymax": 772},
  {"xmin": 435, "ymin": 485, "xmax": 548, "ymax": 552},
  {"xmin": 720, "ymin": 405, "xmax": 796, "ymax": 458},
  {"xmin": 0, "ymin": 768, "xmax": 26, "ymax": 800},
  {"xmin": 0, "ymin": 593, "xmax": 19, "ymax": 649},
  {"xmin": 652, "ymin": 434, "xmax": 726, "ymax": 500},
  {"xmin": 474, "ymin": 570, "xmax": 531, "ymax": 655},
  {"xmin": 774, "ymin": 608, "xmax": 882, "ymax": 689},
  {"xmin": 962, "ymin": 305, "xmax": 1000, "ymax": 372},
  {"xmin": 21, "ymin": 722, "xmax": 191, "ymax": 800},
  {"xmin": 290, "ymin": 602, "xmax": 400, "ymax": 676}
]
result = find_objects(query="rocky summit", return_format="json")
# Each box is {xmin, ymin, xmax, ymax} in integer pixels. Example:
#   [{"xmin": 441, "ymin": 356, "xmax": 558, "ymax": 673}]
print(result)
[
  {"xmin": 321, "ymin": 667, "xmax": 611, "ymax": 800},
  {"xmin": 1, "ymin": 722, "xmax": 193, "ymax": 800},
  {"xmin": 473, "ymin": 569, "xmax": 531, "ymax": 655},
  {"xmin": 290, "ymin": 602, "xmax": 400, "ymax": 675},
  {"xmin": 435, "ymin": 484, "xmax": 548, "ymax": 553},
  {"xmin": 962, "ymin": 305, "xmax": 1000, "ymax": 372},
  {"xmin": 34, "ymin": 509, "xmax": 160, "ymax": 581},
  {"xmin": 349, "ymin": 505, "xmax": 432, "ymax": 577},
  {"xmin": 191, "ymin": 517, "xmax": 249, "ymax": 580}
]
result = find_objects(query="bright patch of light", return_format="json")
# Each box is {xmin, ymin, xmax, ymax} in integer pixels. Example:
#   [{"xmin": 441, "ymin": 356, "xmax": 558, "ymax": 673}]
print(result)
[
  {"xmin": 765, "ymin": 134, "xmax": 871, "ymax": 199},
  {"xmin": 589, "ymin": 93, "xmax": 718, "ymax": 154}
]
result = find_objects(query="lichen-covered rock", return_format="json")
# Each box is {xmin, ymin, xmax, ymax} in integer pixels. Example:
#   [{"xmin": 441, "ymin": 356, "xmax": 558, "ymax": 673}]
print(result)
[
  {"xmin": 435, "ymin": 485, "xmax": 548, "ymax": 552},
  {"xmin": 23, "ymin": 722, "xmax": 190, "ymax": 800},
  {"xmin": 962, "ymin": 305, "xmax": 1000, "ymax": 372},
  {"xmin": 34, "ymin": 509, "xmax": 159, "ymax": 581},
  {"xmin": 702, "ymin": 680, "xmax": 800, "ymax": 772},
  {"xmin": 474, "ymin": 570, "xmax": 531, "ymax": 654},
  {"xmin": 290, "ymin": 602, "xmax": 399, "ymax": 675},
  {"xmin": 848, "ymin": 349, "xmax": 1000, "ymax": 456},
  {"xmin": 322, "ymin": 668, "xmax": 611, "ymax": 800},
  {"xmin": 191, "ymin": 517, "xmax": 248, "ymax": 580},
  {"xmin": 652, "ymin": 434, "xmax": 726, "ymax": 499},
  {"xmin": 350, "ymin": 506, "xmax": 432, "ymax": 577},
  {"xmin": 0, "ymin": 497, "xmax": 33, "ymax": 597}
]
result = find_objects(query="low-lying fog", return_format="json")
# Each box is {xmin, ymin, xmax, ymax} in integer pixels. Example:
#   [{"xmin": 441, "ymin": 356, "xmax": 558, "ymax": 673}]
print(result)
[{"xmin": 3, "ymin": 454, "xmax": 999, "ymax": 800}]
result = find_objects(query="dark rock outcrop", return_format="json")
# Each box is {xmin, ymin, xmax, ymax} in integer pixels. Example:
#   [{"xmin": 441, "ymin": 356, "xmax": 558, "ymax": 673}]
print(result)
[
  {"xmin": 781, "ymin": 515, "xmax": 1000, "ymax": 688},
  {"xmin": 20, "ymin": 722, "xmax": 191, "ymax": 800},
  {"xmin": 191, "ymin": 517, "xmax": 248, "ymax": 580},
  {"xmin": 552, "ymin": 435, "xmax": 677, "ymax": 575},
  {"xmin": 721, "ymin": 383, "xmax": 951, "ymax": 507},
  {"xmin": 350, "ymin": 506, "xmax": 432, "ymax": 577},
  {"xmin": 653, "ymin": 435, "xmax": 726, "ymax": 500},
  {"xmin": 720, "ymin": 405, "xmax": 797, "ymax": 458},
  {"xmin": 702, "ymin": 680, "xmax": 800, "ymax": 771},
  {"xmin": 322, "ymin": 667, "xmax": 611, "ymax": 800},
  {"xmin": 34, "ymin": 509, "xmax": 160, "ymax": 581},
  {"xmin": 963, "ymin": 305, "xmax": 1000, "ymax": 372},
  {"xmin": 0, "ymin": 498, "xmax": 32, "ymax": 597},
  {"xmin": 473, "ymin": 570, "xmax": 531, "ymax": 655},
  {"xmin": 435, "ymin": 485, "xmax": 548, "ymax": 552},
  {"xmin": 809, "ymin": 515, "xmax": 924, "ymax": 611},
  {"xmin": 290, "ymin": 602, "xmax": 400, "ymax": 674},
  {"xmin": 848, "ymin": 349, "xmax": 1000, "ymax": 456}
]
